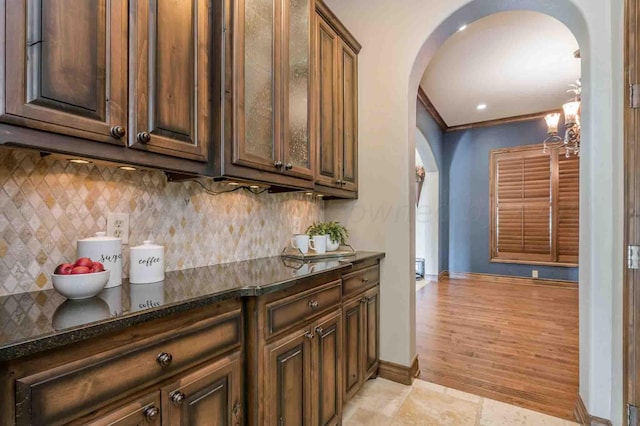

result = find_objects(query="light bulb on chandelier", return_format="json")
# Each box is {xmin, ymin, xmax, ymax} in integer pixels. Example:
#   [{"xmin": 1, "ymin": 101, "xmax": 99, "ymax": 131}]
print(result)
[{"xmin": 543, "ymin": 80, "xmax": 581, "ymax": 158}]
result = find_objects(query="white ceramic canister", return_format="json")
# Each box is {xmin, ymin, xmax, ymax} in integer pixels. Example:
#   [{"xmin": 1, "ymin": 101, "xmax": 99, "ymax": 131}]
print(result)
[
  {"xmin": 77, "ymin": 231, "xmax": 122, "ymax": 288},
  {"xmin": 129, "ymin": 240, "xmax": 165, "ymax": 284}
]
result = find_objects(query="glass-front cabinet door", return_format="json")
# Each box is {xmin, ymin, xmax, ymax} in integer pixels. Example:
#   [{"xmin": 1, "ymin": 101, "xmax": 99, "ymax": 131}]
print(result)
[
  {"xmin": 235, "ymin": 0, "xmax": 314, "ymax": 180},
  {"xmin": 282, "ymin": 0, "xmax": 314, "ymax": 179}
]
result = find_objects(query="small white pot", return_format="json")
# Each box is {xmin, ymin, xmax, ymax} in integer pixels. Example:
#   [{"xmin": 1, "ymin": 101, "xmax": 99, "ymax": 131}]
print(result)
[
  {"xmin": 326, "ymin": 235, "xmax": 340, "ymax": 252},
  {"xmin": 129, "ymin": 240, "xmax": 165, "ymax": 284}
]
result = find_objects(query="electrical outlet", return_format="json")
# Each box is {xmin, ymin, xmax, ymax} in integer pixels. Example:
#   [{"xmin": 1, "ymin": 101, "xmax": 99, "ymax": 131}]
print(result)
[
  {"xmin": 107, "ymin": 213, "xmax": 130, "ymax": 244},
  {"xmin": 532, "ymin": 270, "xmax": 539, "ymax": 278}
]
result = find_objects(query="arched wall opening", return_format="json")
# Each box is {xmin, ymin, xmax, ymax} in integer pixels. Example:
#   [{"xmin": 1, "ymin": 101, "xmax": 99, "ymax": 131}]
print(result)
[
  {"xmin": 323, "ymin": 0, "xmax": 622, "ymax": 421},
  {"xmin": 415, "ymin": 129, "xmax": 439, "ymax": 279}
]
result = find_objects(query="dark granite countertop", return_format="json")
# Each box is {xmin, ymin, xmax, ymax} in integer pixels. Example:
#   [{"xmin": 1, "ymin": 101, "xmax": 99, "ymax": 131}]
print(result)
[{"xmin": 0, "ymin": 251, "xmax": 384, "ymax": 361}]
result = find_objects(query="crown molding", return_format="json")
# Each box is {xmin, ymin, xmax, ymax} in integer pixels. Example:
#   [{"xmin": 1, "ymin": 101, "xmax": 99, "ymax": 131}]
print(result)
[{"xmin": 417, "ymin": 86, "xmax": 561, "ymax": 133}]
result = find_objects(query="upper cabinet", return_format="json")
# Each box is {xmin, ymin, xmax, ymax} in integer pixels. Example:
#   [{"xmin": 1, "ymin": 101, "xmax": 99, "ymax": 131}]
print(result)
[
  {"xmin": 2, "ymin": 0, "xmax": 128, "ymax": 145},
  {"xmin": 314, "ymin": 0, "xmax": 360, "ymax": 198},
  {"xmin": 129, "ymin": 0, "xmax": 211, "ymax": 162},
  {"xmin": 223, "ymin": 0, "xmax": 315, "ymax": 188}
]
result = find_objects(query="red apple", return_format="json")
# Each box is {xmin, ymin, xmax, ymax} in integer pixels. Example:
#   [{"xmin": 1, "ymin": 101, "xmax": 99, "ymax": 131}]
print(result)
[
  {"xmin": 74, "ymin": 257, "xmax": 94, "ymax": 268},
  {"xmin": 91, "ymin": 262, "xmax": 105, "ymax": 273},
  {"xmin": 54, "ymin": 263, "xmax": 74, "ymax": 275},
  {"xmin": 71, "ymin": 266, "xmax": 91, "ymax": 274}
]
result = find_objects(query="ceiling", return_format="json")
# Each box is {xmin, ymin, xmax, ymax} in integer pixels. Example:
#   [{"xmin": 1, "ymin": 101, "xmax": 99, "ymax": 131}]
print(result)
[{"xmin": 420, "ymin": 11, "xmax": 580, "ymax": 127}]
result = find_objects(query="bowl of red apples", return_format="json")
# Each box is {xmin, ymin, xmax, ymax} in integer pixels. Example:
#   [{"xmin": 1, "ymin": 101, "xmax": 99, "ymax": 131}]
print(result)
[{"xmin": 51, "ymin": 258, "xmax": 110, "ymax": 300}]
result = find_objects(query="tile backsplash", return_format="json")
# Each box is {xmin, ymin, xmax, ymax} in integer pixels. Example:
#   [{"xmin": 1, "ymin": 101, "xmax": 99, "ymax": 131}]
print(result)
[{"xmin": 0, "ymin": 149, "xmax": 323, "ymax": 296}]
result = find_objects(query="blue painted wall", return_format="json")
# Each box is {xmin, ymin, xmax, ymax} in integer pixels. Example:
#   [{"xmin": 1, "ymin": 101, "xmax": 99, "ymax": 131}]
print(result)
[
  {"xmin": 443, "ymin": 118, "xmax": 578, "ymax": 281},
  {"xmin": 416, "ymin": 101, "xmax": 448, "ymax": 272}
]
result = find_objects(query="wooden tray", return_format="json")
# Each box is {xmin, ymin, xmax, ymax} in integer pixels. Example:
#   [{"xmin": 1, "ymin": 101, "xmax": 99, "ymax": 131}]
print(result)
[{"xmin": 281, "ymin": 245, "xmax": 356, "ymax": 260}]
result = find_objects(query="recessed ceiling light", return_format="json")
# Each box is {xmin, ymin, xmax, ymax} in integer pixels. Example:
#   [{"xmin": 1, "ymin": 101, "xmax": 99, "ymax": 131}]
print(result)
[
  {"xmin": 68, "ymin": 159, "xmax": 91, "ymax": 164},
  {"xmin": 476, "ymin": 104, "xmax": 487, "ymax": 110},
  {"xmin": 458, "ymin": 24, "xmax": 467, "ymax": 32},
  {"xmin": 118, "ymin": 166, "xmax": 137, "ymax": 171}
]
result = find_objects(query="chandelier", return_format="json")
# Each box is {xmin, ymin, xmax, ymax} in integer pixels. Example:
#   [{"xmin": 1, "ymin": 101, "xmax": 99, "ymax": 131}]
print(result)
[{"xmin": 543, "ymin": 80, "xmax": 581, "ymax": 157}]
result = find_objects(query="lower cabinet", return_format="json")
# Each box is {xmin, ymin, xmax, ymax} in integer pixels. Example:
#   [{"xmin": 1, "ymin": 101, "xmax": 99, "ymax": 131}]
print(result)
[
  {"xmin": 80, "ymin": 392, "xmax": 162, "ymax": 426},
  {"xmin": 264, "ymin": 309, "xmax": 343, "ymax": 426},
  {"xmin": 161, "ymin": 352, "xmax": 242, "ymax": 425},
  {"xmin": 342, "ymin": 268, "xmax": 380, "ymax": 403}
]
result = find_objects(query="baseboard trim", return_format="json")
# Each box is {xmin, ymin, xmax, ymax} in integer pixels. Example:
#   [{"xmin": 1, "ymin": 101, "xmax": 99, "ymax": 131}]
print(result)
[
  {"xmin": 448, "ymin": 272, "xmax": 577, "ymax": 288},
  {"xmin": 378, "ymin": 355, "xmax": 420, "ymax": 386},
  {"xmin": 574, "ymin": 395, "xmax": 612, "ymax": 425},
  {"xmin": 438, "ymin": 271, "xmax": 449, "ymax": 281}
]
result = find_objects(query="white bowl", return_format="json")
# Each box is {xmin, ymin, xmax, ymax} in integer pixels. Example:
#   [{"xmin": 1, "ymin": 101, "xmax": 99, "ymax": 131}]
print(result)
[{"xmin": 51, "ymin": 270, "xmax": 110, "ymax": 300}]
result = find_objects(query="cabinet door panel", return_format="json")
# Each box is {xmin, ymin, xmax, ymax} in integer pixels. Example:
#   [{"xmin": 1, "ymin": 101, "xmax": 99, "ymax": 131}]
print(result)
[
  {"xmin": 130, "ymin": 0, "xmax": 210, "ymax": 162},
  {"xmin": 161, "ymin": 351, "xmax": 242, "ymax": 426},
  {"xmin": 315, "ymin": 17, "xmax": 340, "ymax": 187},
  {"xmin": 3, "ymin": 0, "xmax": 127, "ymax": 144},
  {"xmin": 265, "ymin": 328, "xmax": 312, "ymax": 426},
  {"xmin": 342, "ymin": 297, "xmax": 363, "ymax": 401},
  {"xmin": 339, "ymin": 42, "xmax": 358, "ymax": 192},
  {"xmin": 364, "ymin": 287, "xmax": 380, "ymax": 377},
  {"xmin": 234, "ymin": 0, "xmax": 280, "ymax": 171},
  {"xmin": 314, "ymin": 311, "xmax": 342, "ymax": 426},
  {"xmin": 282, "ymin": 0, "xmax": 314, "ymax": 179}
]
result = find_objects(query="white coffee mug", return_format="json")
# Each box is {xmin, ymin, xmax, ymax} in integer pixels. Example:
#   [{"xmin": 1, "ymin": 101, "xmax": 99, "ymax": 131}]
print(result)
[
  {"xmin": 291, "ymin": 234, "xmax": 310, "ymax": 254},
  {"xmin": 310, "ymin": 235, "xmax": 327, "ymax": 254}
]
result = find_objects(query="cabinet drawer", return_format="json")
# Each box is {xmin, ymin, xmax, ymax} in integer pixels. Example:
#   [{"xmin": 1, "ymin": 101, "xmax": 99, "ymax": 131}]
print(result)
[
  {"xmin": 342, "ymin": 266, "xmax": 379, "ymax": 299},
  {"xmin": 266, "ymin": 280, "xmax": 341, "ymax": 338},
  {"xmin": 15, "ymin": 309, "xmax": 242, "ymax": 426}
]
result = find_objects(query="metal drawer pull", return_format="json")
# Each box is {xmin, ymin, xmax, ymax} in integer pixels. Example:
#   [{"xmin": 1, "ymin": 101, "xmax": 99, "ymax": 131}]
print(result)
[
  {"xmin": 170, "ymin": 390, "xmax": 186, "ymax": 405},
  {"xmin": 156, "ymin": 352, "xmax": 173, "ymax": 367},
  {"xmin": 143, "ymin": 405, "xmax": 159, "ymax": 421},
  {"xmin": 304, "ymin": 331, "xmax": 314, "ymax": 339},
  {"xmin": 308, "ymin": 300, "xmax": 319, "ymax": 309}
]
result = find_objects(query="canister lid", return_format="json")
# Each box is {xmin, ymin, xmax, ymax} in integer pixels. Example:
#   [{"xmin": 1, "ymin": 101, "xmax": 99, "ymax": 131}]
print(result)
[
  {"xmin": 78, "ymin": 231, "xmax": 121, "ymax": 242},
  {"xmin": 131, "ymin": 240, "xmax": 164, "ymax": 250}
]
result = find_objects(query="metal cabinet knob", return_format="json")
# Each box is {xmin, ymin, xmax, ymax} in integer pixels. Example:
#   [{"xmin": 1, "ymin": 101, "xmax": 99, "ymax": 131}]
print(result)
[
  {"xmin": 308, "ymin": 300, "xmax": 319, "ymax": 309},
  {"xmin": 341, "ymin": 180, "xmax": 347, "ymax": 186},
  {"xmin": 304, "ymin": 331, "xmax": 314, "ymax": 339},
  {"xmin": 285, "ymin": 163, "xmax": 293, "ymax": 170},
  {"xmin": 170, "ymin": 390, "xmax": 186, "ymax": 405},
  {"xmin": 156, "ymin": 352, "xmax": 173, "ymax": 367},
  {"xmin": 274, "ymin": 160, "xmax": 283, "ymax": 168},
  {"xmin": 314, "ymin": 326, "xmax": 324, "ymax": 335},
  {"xmin": 110, "ymin": 125, "xmax": 126, "ymax": 139},
  {"xmin": 137, "ymin": 131, "xmax": 151, "ymax": 143},
  {"xmin": 361, "ymin": 278, "xmax": 369, "ymax": 284},
  {"xmin": 335, "ymin": 179, "xmax": 342, "ymax": 185},
  {"xmin": 143, "ymin": 405, "xmax": 159, "ymax": 421}
]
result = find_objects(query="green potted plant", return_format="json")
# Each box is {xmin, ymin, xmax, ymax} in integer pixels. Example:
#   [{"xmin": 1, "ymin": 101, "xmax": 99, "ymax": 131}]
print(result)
[{"xmin": 306, "ymin": 221, "xmax": 349, "ymax": 252}]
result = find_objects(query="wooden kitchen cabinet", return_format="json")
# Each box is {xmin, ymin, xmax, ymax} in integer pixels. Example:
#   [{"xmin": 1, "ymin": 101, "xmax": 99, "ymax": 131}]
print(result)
[
  {"xmin": 6, "ymin": 300, "xmax": 242, "ymax": 426},
  {"xmin": 161, "ymin": 351, "xmax": 242, "ymax": 425},
  {"xmin": 222, "ymin": 0, "xmax": 316, "ymax": 188},
  {"xmin": 341, "ymin": 261, "xmax": 380, "ymax": 403},
  {"xmin": 314, "ymin": 0, "xmax": 361, "ymax": 198},
  {"xmin": 1, "ymin": 0, "xmax": 128, "ymax": 145},
  {"xmin": 264, "ymin": 309, "xmax": 342, "ymax": 426},
  {"xmin": 0, "ymin": 0, "xmax": 217, "ymax": 175},
  {"xmin": 129, "ymin": 0, "xmax": 211, "ymax": 162}
]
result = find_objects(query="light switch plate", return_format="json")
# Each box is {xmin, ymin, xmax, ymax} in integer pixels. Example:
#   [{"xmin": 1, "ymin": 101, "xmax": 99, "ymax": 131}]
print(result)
[
  {"xmin": 532, "ymin": 270, "xmax": 539, "ymax": 278},
  {"xmin": 107, "ymin": 213, "xmax": 130, "ymax": 244}
]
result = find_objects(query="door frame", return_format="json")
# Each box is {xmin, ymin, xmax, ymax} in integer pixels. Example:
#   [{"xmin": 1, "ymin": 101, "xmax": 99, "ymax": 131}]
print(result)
[{"xmin": 625, "ymin": 0, "xmax": 640, "ymax": 424}]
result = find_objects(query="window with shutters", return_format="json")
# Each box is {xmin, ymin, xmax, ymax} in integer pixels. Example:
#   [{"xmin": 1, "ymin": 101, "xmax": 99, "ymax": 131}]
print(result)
[{"xmin": 489, "ymin": 144, "xmax": 579, "ymax": 266}]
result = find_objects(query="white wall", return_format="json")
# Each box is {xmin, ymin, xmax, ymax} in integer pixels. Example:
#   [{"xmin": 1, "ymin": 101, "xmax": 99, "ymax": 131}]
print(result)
[
  {"xmin": 324, "ymin": 0, "xmax": 624, "ymax": 423},
  {"xmin": 417, "ymin": 172, "xmax": 439, "ymax": 276}
]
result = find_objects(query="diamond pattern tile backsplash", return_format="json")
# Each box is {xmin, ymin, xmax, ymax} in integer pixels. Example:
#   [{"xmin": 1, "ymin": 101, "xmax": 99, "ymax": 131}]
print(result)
[{"xmin": 0, "ymin": 149, "xmax": 324, "ymax": 296}]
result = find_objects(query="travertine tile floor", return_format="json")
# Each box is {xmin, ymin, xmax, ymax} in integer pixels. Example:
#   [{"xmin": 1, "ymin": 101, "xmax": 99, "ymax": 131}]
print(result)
[{"xmin": 343, "ymin": 378, "xmax": 579, "ymax": 426}]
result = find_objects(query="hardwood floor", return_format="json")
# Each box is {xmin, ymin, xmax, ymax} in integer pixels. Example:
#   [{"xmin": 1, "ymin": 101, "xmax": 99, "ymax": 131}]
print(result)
[{"xmin": 416, "ymin": 275, "xmax": 579, "ymax": 421}]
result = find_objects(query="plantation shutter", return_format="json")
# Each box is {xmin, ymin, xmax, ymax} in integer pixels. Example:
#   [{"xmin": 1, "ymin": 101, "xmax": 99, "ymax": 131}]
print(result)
[
  {"xmin": 494, "ymin": 151, "xmax": 553, "ymax": 262},
  {"xmin": 557, "ymin": 154, "xmax": 580, "ymax": 263}
]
